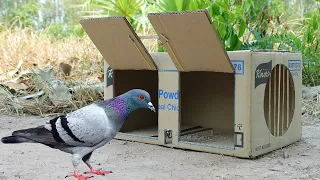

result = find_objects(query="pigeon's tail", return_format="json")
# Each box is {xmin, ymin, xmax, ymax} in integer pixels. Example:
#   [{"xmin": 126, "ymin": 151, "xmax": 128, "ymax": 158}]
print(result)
[
  {"xmin": 1, "ymin": 127, "xmax": 41, "ymax": 144},
  {"xmin": 2, "ymin": 125, "xmax": 66, "ymax": 148},
  {"xmin": 1, "ymin": 135, "xmax": 33, "ymax": 144}
]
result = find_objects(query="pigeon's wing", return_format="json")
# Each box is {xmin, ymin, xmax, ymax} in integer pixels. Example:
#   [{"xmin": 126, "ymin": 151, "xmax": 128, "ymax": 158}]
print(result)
[
  {"xmin": 12, "ymin": 103, "xmax": 115, "ymax": 148},
  {"xmin": 61, "ymin": 103, "xmax": 116, "ymax": 146},
  {"xmin": 49, "ymin": 115, "xmax": 113, "ymax": 147}
]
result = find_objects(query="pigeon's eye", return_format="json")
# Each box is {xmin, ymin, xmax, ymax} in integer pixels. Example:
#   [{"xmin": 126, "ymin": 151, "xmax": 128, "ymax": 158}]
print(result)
[{"xmin": 139, "ymin": 95, "xmax": 145, "ymax": 100}]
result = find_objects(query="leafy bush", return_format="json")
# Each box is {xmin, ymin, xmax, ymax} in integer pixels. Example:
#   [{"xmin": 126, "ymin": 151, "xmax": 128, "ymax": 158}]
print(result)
[{"xmin": 80, "ymin": 0, "xmax": 320, "ymax": 86}]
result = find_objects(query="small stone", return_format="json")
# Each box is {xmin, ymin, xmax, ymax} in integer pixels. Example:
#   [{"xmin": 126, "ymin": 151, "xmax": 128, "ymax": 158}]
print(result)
[{"xmin": 282, "ymin": 151, "xmax": 289, "ymax": 159}]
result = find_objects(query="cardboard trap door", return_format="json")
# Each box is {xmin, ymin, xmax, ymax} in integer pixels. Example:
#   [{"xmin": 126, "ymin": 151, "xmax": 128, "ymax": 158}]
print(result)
[
  {"xmin": 148, "ymin": 10, "xmax": 236, "ymax": 150},
  {"xmin": 80, "ymin": 17, "xmax": 160, "ymax": 142}
]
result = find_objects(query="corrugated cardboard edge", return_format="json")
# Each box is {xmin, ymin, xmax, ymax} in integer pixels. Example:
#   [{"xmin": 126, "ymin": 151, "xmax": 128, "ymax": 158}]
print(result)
[
  {"xmin": 251, "ymin": 49, "xmax": 291, "ymax": 53},
  {"xmin": 148, "ymin": 9, "xmax": 234, "ymax": 73},
  {"xmin": 80, "ymin": 16, "xmax": 158, "ymax": 70}
]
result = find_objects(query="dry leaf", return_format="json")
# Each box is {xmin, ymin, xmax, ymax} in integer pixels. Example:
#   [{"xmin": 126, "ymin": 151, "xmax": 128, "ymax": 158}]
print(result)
[
  {"xmin": 97, "ymin": 76, "xmax": 104, "ymax": 82},
  {"xmin": 49, "ymin": 80, "xmax": 72, "ymax": 106},
  {"xmin": 59, "ymin": 62, "xmax": 72, "ymax": 76},
  {"xmin": 3, "ymin": 81, "xmax": 28, "ymax": 91},
  {"xmin": 38, "ymin": 68, "xmax": 54, "ymax": 82}
]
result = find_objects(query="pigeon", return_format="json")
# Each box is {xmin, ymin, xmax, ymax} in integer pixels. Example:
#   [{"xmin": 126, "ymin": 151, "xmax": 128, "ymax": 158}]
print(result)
[{"xmin": 1, "ymin": 89, "xmax": 156, "ymax": 180}]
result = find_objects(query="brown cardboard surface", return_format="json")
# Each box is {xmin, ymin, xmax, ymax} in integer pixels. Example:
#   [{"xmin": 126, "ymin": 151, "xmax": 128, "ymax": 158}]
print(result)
[
  {"xmin": 227, "ymin": 51, "xmax": 252, "ymax": 156},
  {"xmin": 148, "ymin": 10, "xmax": 234, "ymax": 73},
  {"xmin": 80, "ymin": 17, "xmax": 157, "ymax": 70},
  {"xmin": 150, "ymin": 52, "xmax": 180, "ymax": 145}
]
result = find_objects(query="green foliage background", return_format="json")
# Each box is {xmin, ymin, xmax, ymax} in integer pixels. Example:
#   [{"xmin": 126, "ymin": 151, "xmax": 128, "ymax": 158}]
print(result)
[{"xmin": 0, "ymin": 0, "xmax": 319, "ymax": 85}]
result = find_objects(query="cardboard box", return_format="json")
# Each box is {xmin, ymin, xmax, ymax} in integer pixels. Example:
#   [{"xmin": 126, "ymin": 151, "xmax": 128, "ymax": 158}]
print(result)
[{"xmin": 80, "ymin": 10, "xmax": 302, "ymax": 158}]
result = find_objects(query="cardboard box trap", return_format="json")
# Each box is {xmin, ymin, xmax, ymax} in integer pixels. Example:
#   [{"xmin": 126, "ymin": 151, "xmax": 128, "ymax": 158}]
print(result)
[{"xmin": 80, "ymin": 10, "xmax": 302, "ymax": 158}]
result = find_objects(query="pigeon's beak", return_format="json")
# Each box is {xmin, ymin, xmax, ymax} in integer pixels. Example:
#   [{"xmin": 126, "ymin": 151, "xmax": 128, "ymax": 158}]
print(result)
[{"xmin": 148, "ymin": 102, "xmax": 156, "ymax": 112}]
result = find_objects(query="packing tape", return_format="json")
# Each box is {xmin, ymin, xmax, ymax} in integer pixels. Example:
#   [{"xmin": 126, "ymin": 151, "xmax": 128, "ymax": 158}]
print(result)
[
  {"xmin": 160, "ymin": 34, "xmax": 185, "ymax": 71},
  {"xmin": 128, "ymin": 35, "xmax": 153, "ymax": 70}
]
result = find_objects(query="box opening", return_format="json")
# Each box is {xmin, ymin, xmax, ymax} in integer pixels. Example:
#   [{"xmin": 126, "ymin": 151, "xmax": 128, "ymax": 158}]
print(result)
[
  {"xmin": 179, "ymin": 71, "xmax": 235, "ymax": 149},
  {"xmin": 114, "ymin": 70, "xmax": 159, "ymax": 137},
  {"xmin": 264, "ymin": 64, "xmax": 295, "ymax": 137}
]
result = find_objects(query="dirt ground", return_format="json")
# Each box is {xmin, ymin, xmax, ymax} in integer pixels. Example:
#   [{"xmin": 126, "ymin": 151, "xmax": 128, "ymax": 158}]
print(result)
[{"xmin": 0, "ymin": 115, "xmax": 320, "ymax": 180}]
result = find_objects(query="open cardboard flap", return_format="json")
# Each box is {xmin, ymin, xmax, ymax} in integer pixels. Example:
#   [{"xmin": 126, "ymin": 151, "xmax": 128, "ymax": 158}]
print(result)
[
  {"xmin": 148, "ymin": 10, "xmax": 234, "ymax": 73},
  {"xmin": 80, "ymin": 17, "xmax": 157, "ymax": 70}
]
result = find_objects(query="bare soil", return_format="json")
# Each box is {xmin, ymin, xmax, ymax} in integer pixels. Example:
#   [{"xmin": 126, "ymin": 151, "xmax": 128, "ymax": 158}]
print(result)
[{"xmin": 0, "ymin": 114, "xmax": 320, "ymax": 180}]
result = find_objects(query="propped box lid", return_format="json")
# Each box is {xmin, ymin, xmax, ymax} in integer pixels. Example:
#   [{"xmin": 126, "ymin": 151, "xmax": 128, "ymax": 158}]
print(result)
[
  {"xmin": 80, "ymin": 17, "xmax": 157, "ymax": 70},
  {"xmin": 148, "ymin": 10, "xmax": 234, "ymax": 73}
]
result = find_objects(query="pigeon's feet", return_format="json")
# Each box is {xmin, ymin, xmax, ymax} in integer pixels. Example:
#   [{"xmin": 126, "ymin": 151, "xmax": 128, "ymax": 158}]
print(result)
[
  {"xmin": 65, "ymin": 169, "xmax": 93, "ymax": 180},
  {"xmin": 84, "ymin": 165, "xmax": 113, "ymax": 176}
]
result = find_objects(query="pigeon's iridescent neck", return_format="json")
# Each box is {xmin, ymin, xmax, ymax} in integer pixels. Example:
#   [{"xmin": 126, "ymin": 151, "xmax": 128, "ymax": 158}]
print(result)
[{"xmin": 104, "ymin": 95, "xmax": 137, "ymax": 123}]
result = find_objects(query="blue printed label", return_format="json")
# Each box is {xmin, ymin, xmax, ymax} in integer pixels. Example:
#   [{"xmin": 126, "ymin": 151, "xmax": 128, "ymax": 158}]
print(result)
[
  {"xmin": 158, "ymin": 89, "xmax": 179, "ymax": 100},
  {"xmin": 231, "ymin": 60, "xmax": 244, "ymax": 75},
  {"xmin": 288, "ymin": 60, "xmax": 301, "ymax": 71},
  {"xmin": 288, "ymin": 60, "xmax": 301, "ymax": 77},
  {"xmin": 158, "ymin": 89, "xmax": 179, "ymax": 111},
  {"xmin": 290, "ymin": 71, "xmax": 299, "ymax": 76},
  {"xmin": 159, "ymin": 103, "xmax": 179, "ymax": 111}
]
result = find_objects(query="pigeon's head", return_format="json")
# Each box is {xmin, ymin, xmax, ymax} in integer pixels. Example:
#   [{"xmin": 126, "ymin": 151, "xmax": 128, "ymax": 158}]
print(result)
[{"xmin": 126, "ymin": 89, "xmax": 156, "ymax": 112}]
